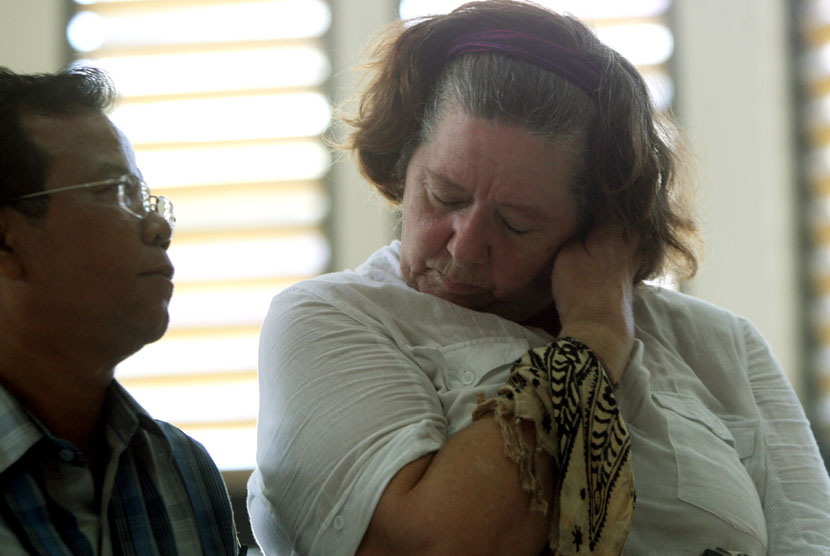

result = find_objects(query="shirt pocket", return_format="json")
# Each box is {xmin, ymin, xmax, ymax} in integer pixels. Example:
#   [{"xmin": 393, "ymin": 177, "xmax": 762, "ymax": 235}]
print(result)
[
  {"xmin": 652, "ymin": 392, "xmax": 767, "ymax": 543},
  {"xmin": 438, "ymin": 337, "xmax": 531, "ymax": 388},
  {"xmin": 411, "ymin": 338, "xmax": 530, "ymax": 435}
]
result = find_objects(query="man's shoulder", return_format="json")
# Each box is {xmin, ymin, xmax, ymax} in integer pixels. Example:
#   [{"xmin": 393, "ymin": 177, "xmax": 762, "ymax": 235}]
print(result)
[
  {"xmin": 152, "ymin": 420, "xmax": 223, "ymax": 478},
  {"xmin": 121, "ymin": 409, "xmax": 230, "ymax": 506},
  {"xmin": 153, "ymin": 418, "xmax": 198, "ymax": 445},
  {"xmin": 149, "ymin": 420, "xmax": 240, "ymax": 552}
]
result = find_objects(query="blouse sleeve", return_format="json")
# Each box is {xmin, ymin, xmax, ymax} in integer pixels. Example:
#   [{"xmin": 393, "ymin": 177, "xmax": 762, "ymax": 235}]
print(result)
[
  {"xmin": 742, "ymin": 318, "xmax": 830, "ymax": 554},
  {"xmin": 246, "ymin": 286, "xmax": 448, "ymax": 556}
]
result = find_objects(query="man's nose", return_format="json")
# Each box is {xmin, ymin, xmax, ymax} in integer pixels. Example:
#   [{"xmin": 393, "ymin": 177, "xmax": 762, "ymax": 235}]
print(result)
[{"xmin": 141, "ymin": 212, "xmax": 173, "ymax": 250}]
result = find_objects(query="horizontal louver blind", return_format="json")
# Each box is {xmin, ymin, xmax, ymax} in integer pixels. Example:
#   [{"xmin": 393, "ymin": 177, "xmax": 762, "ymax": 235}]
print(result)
[
  {"xmin": 799, "ymin": 0, "xmax": 830, "ymax": 455},
  {"xmin": 69, "ymin": 0, "xmax": 332, "ymax": 470}
]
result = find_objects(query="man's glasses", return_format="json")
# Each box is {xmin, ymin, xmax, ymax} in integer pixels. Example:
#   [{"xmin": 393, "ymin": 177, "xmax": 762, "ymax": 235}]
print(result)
[{"xmin": 11, "ymin": 174, "xmax": 175, "ymax": 231}]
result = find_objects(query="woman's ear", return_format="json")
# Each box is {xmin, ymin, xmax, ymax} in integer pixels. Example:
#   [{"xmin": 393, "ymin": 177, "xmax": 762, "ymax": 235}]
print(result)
[{"xmin": 0, "ymin": 208, "xmax": 26, "ymax": 281}]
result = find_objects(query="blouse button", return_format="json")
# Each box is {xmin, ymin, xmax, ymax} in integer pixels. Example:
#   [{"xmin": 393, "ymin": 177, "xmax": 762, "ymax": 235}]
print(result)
[
  {"xmin": 461, "ymin": 371, "xmax": 475, "ymax": 385},
  {"xmin": 333, "ymin": 516, "xmax": 344, "ymax": 531},
  {"xmin": 58, "ymin": 448, "xmax": 75, "ymax": 462}
]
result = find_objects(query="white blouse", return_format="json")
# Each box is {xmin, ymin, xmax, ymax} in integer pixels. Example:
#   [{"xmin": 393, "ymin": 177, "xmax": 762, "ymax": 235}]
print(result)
[{"xmin": 248, "ymin": 241, "xmax": 830, "ymax": 556}]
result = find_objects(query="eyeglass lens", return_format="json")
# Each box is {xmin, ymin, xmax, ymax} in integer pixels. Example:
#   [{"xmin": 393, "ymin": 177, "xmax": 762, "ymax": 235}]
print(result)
[
  {"xmin": 152, "ymin": 196, "xmax": 175, "ymax": 228},
  {"xmin": 117, "ymin": 179, "xmax": 175, "ymax": 229}
]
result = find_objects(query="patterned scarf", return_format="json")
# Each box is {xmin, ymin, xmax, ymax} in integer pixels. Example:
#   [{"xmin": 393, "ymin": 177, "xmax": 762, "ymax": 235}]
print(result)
[{"xmin": 473, "ymin": 337, "xmax": 749, "ymax": 556}]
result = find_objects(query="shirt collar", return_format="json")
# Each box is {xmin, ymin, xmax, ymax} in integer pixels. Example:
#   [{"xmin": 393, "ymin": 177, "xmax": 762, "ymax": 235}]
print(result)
[
  {"xmin": 104, "ymin": 380, "xmax": 167, "ymax": 451},
  {"xmin": 0, "ymin": 384, "xmax": 45, "ymax": 474},
  {"xmin": 0, "ymin": 380, "xmax": 169, "ymax": 473}
]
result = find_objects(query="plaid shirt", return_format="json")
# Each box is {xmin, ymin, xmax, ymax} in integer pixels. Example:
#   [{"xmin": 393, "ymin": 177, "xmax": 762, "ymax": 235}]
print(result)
[{"xmin": 0, "ymin": 382, "xmax": 242, "ymax": 556}]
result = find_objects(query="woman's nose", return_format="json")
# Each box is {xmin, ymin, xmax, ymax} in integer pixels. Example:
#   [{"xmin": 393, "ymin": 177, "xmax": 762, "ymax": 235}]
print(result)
[{"xmin": 447, "ymin": 208, "xmax": 489, "ymax": 266}]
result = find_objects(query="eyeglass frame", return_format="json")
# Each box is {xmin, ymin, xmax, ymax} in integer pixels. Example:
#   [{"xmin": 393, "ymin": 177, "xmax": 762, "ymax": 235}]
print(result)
[{"xmin": 7, "ymin": 174, "xmax": 176, "ymax": 231}]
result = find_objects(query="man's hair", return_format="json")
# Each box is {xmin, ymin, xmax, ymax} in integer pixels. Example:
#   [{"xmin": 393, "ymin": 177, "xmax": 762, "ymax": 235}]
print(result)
[
  {"xmin": 0, "ymin": 66, "xmax": 117, "ymax": 217},
  {"xmin": 341, "ymin": 0, "xmax": 698, "ymax": 281}
]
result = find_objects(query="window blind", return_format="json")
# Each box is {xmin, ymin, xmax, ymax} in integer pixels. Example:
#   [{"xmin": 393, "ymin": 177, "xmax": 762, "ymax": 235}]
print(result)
[
  {"xmin": 798, "ymin": 0, "xmax": 830, "ymax": 460},
  {"xmin": 69, "ymin": 0, "xmax": 332, "ymax": 470}
]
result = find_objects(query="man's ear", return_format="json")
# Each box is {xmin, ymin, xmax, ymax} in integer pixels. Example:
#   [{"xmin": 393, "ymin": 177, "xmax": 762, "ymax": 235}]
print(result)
[{"xmin": 0, "ymin": 208, "xmax": 26, "ymax": 280}]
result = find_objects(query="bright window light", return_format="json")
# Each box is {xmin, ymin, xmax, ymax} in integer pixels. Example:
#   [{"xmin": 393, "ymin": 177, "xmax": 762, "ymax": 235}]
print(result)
[
  {"xmin": 117, "ymin": 332, "xmax": 260, "ymax": 377},
  {"xmin": 69, "ymin": 0, "xmax": 331, "ymax": 48},
  {"xmin": 110, "ymin": 93, "xmax": 332, "ymax": 145},
  {"xmin": 803, "ymin": 44, "xmax": 830, "ymax": 81},
  {"xmin": 642, "ymin": 70, "xmax": 674, "ymax": 110},
  {"xmin": 180, "ymin": 427, "xmax": 258, "ymax": 470},
  {"xmin": 534, "ymin": 0, "xmax": 671, "ymax": 18},
  {"xmin": 594, "ymin": 24, "xmax": 673, "ymax": 66},
  {"xmin": 134, "ymin": 141, "xmax": 331, "ymax": 188},
  {"xmin": 644, "ymin": 273, "xmax": 678, "ymax": 289},
  {"xmin": 399, "ymin": 0, "xmax": 466, "ymax": 18},
  {"xmin": 165, "ymin": 184, "xmax": 328, "ymax": 232},
  {"xmin": 806, "ymin": 0, "xmax": 830, "ymax": 24},
  {"xmin": 123, "ymin": 378, "xmax": 259, "ymax": 425},
  {"xmin": 76, "ymin": 47, "xmax": 331, "ymax": 96},
  {"xmin": 400, "ymin": 0, "xmax": 670, "ymax": 19},
  {"xmin": 167, "ymin": 280, "xmax": 293, "ymax": 329},
  {"xmin": 66, "ymin": 11, "xmax": 105, "ymax": 52},
  {"xmin": 167, "ymin": 233, "xmax": 329, "ymax": 282}
]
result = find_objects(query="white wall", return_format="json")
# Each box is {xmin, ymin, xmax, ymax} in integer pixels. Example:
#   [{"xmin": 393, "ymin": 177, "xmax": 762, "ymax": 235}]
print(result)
[
  {"xmin": 327, "ymin": 0, "xmax": 398, "ymax": 271},
  {"xmin": 1, "ymin": 0, "xmax": 67, "ymax": 72},
  {"xmin": 673, "ymin": 0, "xmax": 802, "ymax": 395}
]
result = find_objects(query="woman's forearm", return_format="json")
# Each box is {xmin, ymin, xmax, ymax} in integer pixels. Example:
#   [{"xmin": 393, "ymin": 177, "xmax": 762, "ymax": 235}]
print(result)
[{"xmin": 357, "ymin": 414, "xmax": 553, "ymax": 556}]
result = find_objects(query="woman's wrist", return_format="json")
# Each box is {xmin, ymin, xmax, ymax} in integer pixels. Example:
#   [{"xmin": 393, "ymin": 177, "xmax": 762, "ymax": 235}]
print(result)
[{"xmin": 558, "ymin": 320, "xmax": 633, "ymax": 382}]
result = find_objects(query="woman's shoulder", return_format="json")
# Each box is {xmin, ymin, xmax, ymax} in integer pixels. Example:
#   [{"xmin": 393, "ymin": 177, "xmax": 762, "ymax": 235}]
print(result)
[
  {"xmin": 264, "ymin": 241, "xmax": 460, "ymax": 343},
  {"xmin": 635, "ymin": 283, "xmax": 742, "ymax": 325},
  {"xmin": 633, "ymin": 284, "xmax": 749, "ymax": 348},
  {"xmin": 273, "ymin": 241, "xmax": 409, "ymax": 307},
  {"xmin": 631, "ymin": 285, "xmax": 768, "ymax": 409}
]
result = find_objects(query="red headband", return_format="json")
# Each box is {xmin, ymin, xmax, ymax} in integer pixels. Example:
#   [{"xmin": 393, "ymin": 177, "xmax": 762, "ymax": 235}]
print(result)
[{"xmin": 446, "ymin": 29, "xmax": 601, "ymax": 100}]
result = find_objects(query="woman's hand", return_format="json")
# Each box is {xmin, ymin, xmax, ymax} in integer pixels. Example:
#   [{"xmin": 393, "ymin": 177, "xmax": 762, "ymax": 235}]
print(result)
[{"xmin": 552, "ymin": 219, "xmax": 638, "ymax": 383}]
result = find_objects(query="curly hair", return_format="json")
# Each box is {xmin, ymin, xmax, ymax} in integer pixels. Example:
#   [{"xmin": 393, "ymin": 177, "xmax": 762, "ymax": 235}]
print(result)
[
  {"xmin": 341, "ymin": 0, "xmax": 698, "ymax": 281},
  {"xmin": 0, "ymin": 65, "xmax": 117, "ymax": 218}
]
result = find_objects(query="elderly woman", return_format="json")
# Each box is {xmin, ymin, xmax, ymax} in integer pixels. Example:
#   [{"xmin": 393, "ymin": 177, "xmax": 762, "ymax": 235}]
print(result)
[{"xmin": 247, "ymin": 1, "xmax": 830, "ymax": 555}]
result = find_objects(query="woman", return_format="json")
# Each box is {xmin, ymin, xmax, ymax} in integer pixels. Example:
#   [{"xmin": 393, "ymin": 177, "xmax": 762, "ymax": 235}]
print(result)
[{"xmin": 247, "ymin": 1, "xmax": 830, "ymax": 554}]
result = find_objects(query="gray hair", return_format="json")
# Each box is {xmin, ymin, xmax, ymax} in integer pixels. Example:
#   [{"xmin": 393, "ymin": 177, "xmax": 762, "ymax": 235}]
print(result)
[{"xmin": 400, "ymin": 53, "xmax": 597, "ymax": 221}]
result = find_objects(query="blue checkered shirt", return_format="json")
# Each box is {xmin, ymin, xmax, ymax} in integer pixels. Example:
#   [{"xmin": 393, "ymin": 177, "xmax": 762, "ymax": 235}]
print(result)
[{"xmin": 0, "ymin": 382, "xmax": 242, "ymax": 555}]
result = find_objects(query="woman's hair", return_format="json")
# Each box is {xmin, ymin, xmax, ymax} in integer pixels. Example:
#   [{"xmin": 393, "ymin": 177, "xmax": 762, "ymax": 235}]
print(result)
[
  {"xmin": 341, "ymin": 0, "xmax": 698, "ymax": 281},
  {"xmin": 0, "ymin": 65, "xmax": 117, "ymax": 217}
]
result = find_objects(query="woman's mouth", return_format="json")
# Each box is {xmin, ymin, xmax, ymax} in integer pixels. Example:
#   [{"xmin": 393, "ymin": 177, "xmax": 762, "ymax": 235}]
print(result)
[{"xmin": 432, "ymin": 270, "xmax": 490, "ymax": 296}]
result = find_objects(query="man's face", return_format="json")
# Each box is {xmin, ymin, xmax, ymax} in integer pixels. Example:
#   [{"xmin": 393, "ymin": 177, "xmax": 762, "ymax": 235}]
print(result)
[{"xmin": 12, "ymin": 109, "xmax": 174, "ymax": 361}]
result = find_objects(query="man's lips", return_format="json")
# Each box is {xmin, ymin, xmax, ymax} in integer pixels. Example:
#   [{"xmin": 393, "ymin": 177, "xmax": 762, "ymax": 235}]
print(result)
[{"xmin": 140, "ymin": 264, "xmax": 175, "ymax": 280}]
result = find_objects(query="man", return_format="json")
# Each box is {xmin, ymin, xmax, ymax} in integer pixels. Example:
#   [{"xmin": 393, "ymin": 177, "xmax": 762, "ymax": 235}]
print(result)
[{"xmin": 0, "ymin": 66, "xmax": 242, "ymax": 555}]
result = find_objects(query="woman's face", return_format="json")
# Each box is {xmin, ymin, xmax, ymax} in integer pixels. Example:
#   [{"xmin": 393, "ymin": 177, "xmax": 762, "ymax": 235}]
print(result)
[{"xmin": 400, "ymin": 105, "xmax": 581, "ymax": 323}]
